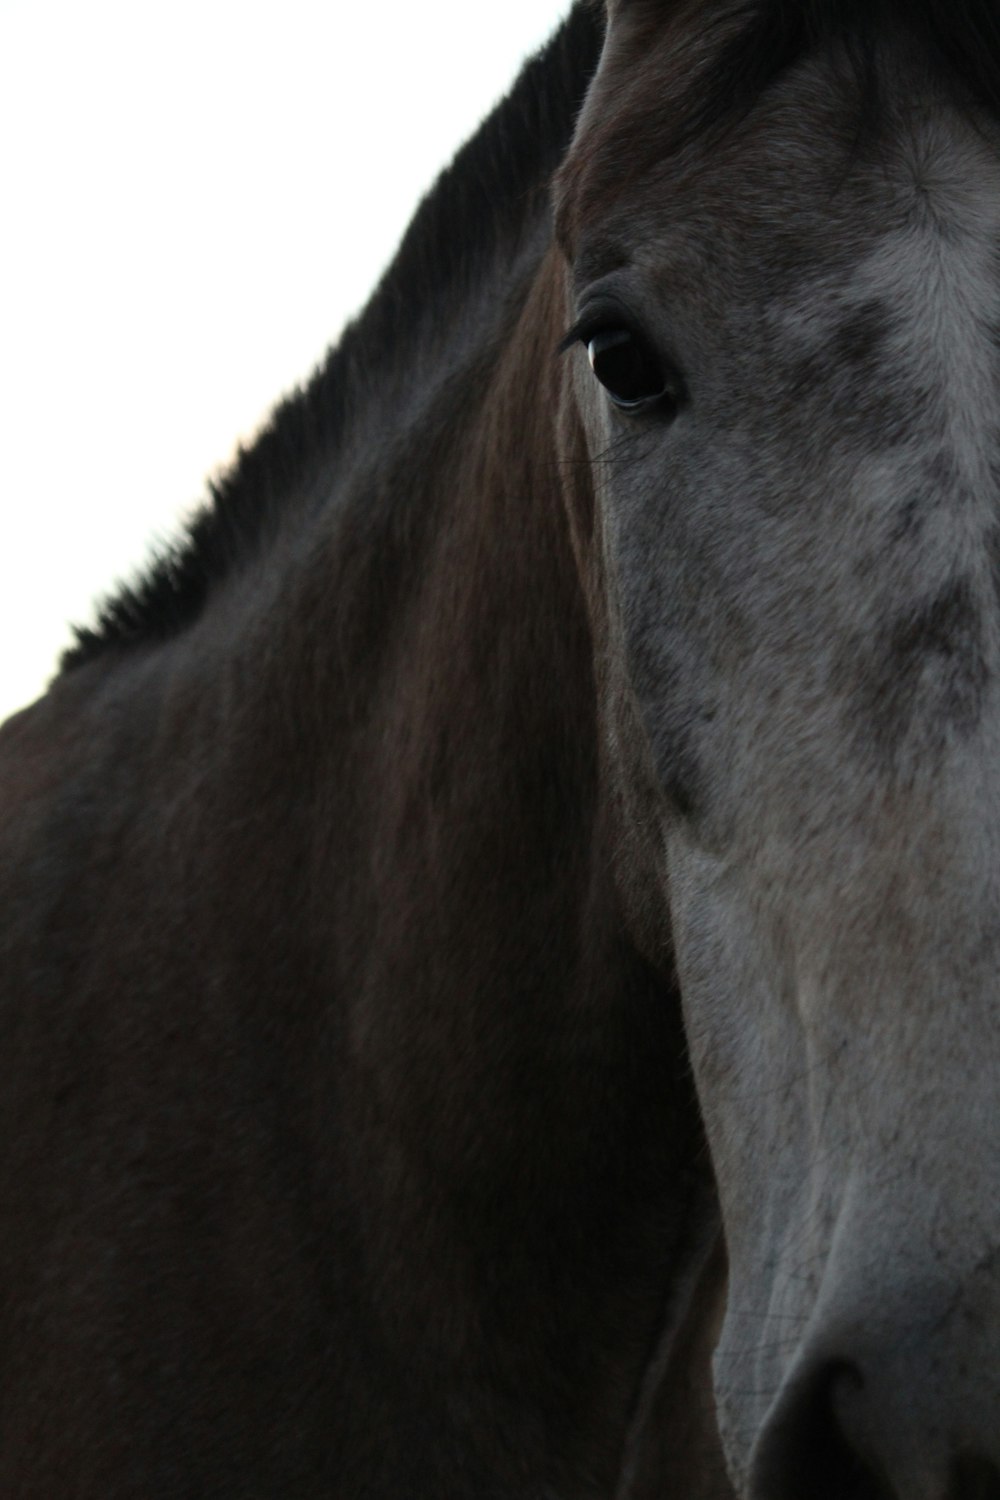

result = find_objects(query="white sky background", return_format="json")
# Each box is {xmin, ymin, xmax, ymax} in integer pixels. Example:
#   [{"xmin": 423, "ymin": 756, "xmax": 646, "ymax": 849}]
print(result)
[{"xmin": 0, "ymin": 0, "xmax": 572, "ymax": 722}]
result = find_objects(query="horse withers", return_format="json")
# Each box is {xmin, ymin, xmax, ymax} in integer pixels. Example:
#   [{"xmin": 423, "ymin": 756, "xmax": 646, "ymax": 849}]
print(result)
[{"xmin": 3, "ymin": 1, "xmax": 1000, "ymax": 1496}]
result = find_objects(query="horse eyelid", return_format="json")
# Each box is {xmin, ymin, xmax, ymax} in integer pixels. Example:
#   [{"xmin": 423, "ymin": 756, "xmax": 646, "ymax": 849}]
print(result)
[{"xmin": 555, "ymin": 313, "xmax": 637, "ymax": 357}]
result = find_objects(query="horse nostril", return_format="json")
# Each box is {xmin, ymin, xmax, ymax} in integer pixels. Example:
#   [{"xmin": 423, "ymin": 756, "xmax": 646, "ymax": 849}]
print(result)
[
  {"xmin": 750, "ymin": 1359, "xmax": 1000, "ymax": 1500},
  {"xmin": 951, "ymin": 1452, "xmax": 1000, "ymax": 1500},
  {"xmin": 750, "ymin": 1360, "xmax": 896, "ymax": 1500}
]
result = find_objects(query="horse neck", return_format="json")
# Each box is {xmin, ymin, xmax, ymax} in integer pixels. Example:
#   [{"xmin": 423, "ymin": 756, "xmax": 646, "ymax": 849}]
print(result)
[
  {"xmin": 317, "ymin": 239, "xmax": 719, "ymax": 1486},
  {"xmin": 3, "ymin": 212, "xmax": 725, "ymax": 1495}
]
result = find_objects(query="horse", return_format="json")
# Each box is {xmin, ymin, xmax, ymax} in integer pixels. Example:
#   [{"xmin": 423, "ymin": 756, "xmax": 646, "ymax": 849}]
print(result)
[{"xmin": 4, "ymin": 0, "xmax": 1000, "ymax": 1493}]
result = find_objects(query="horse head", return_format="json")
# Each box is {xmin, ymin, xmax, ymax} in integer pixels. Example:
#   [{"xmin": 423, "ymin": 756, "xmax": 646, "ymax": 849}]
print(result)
[{"xmin": 558, "ymin": 2, "xmax": 1000, "ymax": 1494}]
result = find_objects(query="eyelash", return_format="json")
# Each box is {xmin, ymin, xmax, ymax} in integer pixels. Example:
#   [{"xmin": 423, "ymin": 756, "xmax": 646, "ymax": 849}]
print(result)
[{"xmin": 557, "ymin": 314, "xmax": 620, "ymax": 356}]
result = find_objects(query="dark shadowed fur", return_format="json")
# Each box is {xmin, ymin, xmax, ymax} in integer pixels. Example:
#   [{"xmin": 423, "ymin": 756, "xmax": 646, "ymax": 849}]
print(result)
[
  {"xmin": 843, "ymin": 578, "xmax": 991, "ymax": 765},
  {"xmin": 556, "ymin": 0, "xmax": 1000, "ymax": 233},
  {"xmin": 684, "ymin": 0, "xmax": 1000, "ymax": 144}
]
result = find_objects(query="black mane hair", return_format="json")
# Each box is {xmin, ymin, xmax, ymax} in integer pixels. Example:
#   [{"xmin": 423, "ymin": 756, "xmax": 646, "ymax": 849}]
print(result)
[{"xmin": 62, "ymin": 4, "xmax": 604, "ymax": 671}]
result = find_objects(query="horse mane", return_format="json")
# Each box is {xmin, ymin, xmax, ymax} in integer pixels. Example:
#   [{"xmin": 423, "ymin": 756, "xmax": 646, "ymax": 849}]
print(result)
[{"xmin": 61, "ymin": 4, "xmax": 604, "ymax": 672}]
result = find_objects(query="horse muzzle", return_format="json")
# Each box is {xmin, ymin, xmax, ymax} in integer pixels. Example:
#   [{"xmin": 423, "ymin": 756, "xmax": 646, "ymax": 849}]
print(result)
[{"xmin": 743, "ymin": 1242, "xmax": 1000, "ymax": 1500}]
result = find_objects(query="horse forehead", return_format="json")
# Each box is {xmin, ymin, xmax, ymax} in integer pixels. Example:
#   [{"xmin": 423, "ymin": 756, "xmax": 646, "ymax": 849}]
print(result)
[
  {"xmin": 555, "ymin": 9, "xmax": 703, "ymax": 250},
  {"xmin": 556, "ymin": 0, "xmax": 813, "ymax": 230},
  {"xmin": 558, "ymin": 3, "xmax": 999, "ymax": 259}
]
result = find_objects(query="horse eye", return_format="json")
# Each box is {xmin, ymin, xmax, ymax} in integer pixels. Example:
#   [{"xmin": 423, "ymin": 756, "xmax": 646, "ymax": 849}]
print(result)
[{"xmin": 587, "ymin": 328, "xmax": 674, "ymax": 412}]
